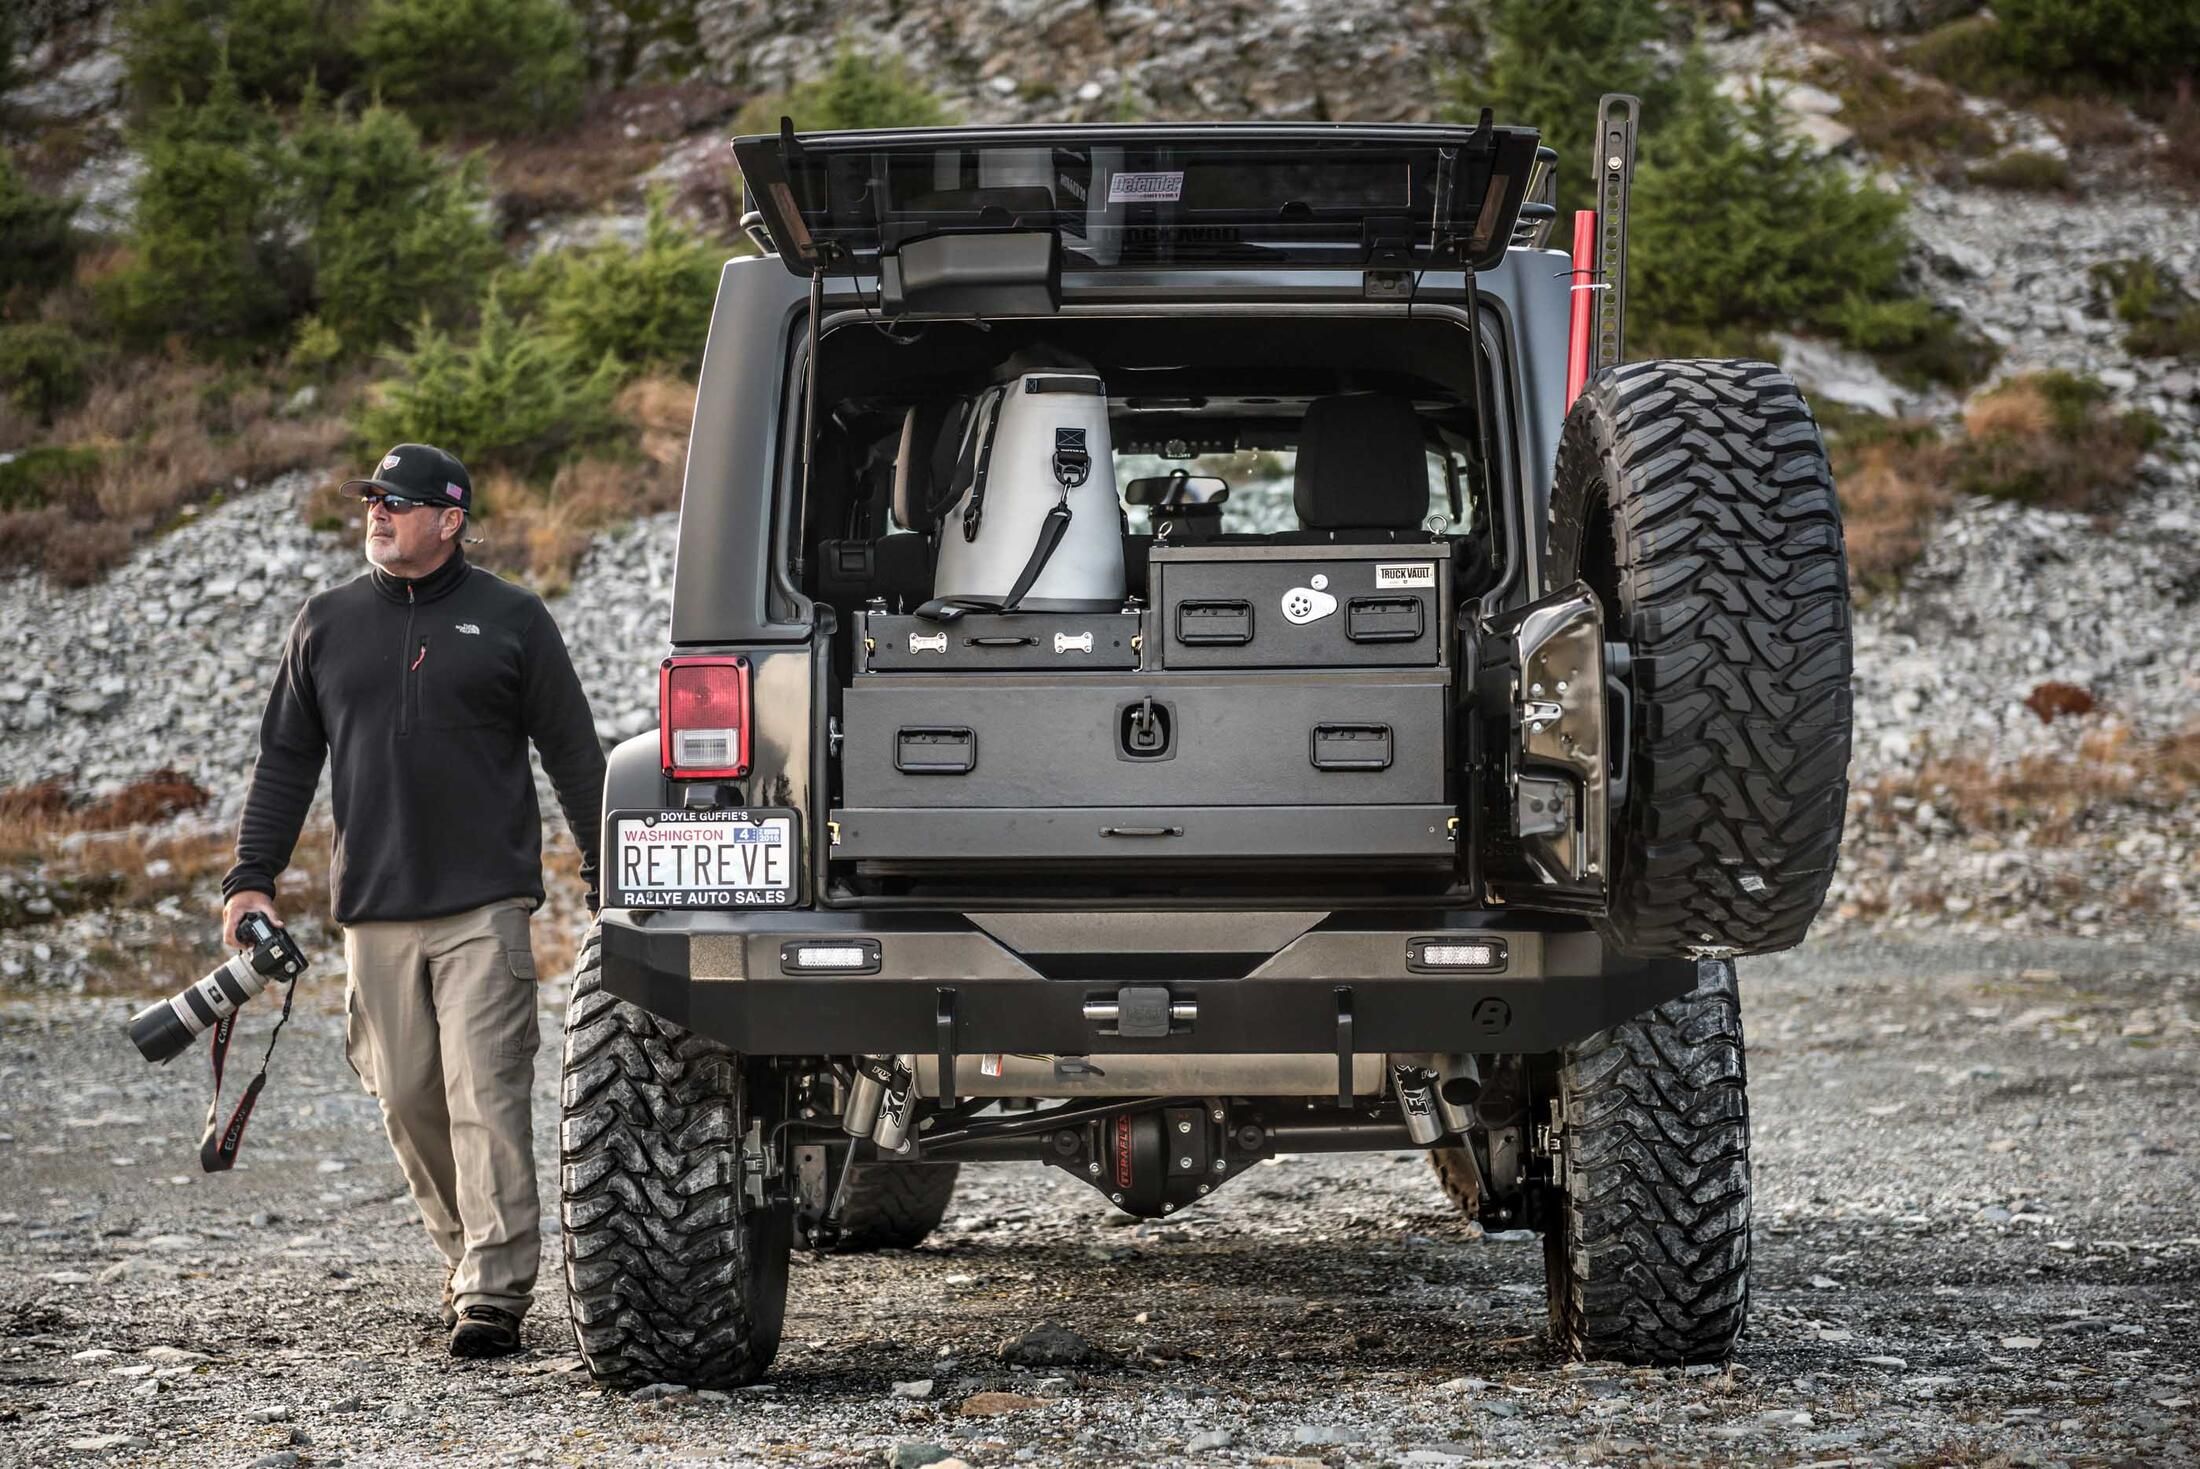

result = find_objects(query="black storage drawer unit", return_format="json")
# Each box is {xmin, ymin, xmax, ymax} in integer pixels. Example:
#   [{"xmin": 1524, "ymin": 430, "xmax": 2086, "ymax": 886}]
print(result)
[
  {"xmin": 839, "ymin": 671, "xmax": 1450, "ymax": 810},
  {"xmin": 856, "ymin": 610, "xmax": 1143, "ymax": 672},
  {"xmin": 1151, "ymin": 544, "xmax": 1450, "ymax": 670}
]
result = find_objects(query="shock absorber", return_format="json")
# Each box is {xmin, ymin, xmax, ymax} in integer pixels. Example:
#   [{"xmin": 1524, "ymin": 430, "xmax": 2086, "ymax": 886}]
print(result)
[
  {"xmin": 842, "ymin": 1056, "xmax": 892, "ymax": 1139},
  {"xmin": 1392, "ymin": 1063, "xmax": 1446, "ymax": 1146},
  {"xmin": 871, "ymin": 1058, "xmax": 917, "ymax": 1153}
]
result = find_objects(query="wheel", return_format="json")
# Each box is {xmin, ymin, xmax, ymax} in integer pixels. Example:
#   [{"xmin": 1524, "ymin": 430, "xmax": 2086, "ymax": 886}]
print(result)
[
  {"xmin": 560, "ymin": 924, "xmax": 791, "ymax": 1386},
  {"xmin": 1549, "ymin": 359, "xmax": 1852, "ymax": 958},
  {"xmin": 819, "ymin": 1161, "xmax": 961, "ymax": 1252},
  {"xmin": 1427, "ymin": 1146, "xmax": 1479, "ymax": 1219},
  {"xmin": 1543, "ymin": 959, "xmax": 1750, "ymax": 1365}
]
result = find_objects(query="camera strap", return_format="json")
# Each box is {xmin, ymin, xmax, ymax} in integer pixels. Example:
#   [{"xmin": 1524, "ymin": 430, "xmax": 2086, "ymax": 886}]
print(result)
[{"xmin": 198, "ymin": 972, "xmax": 301, "ymax": 1173}]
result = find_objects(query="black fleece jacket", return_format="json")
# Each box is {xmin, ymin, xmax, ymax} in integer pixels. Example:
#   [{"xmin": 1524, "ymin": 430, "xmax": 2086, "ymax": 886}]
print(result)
[{"xmin": 222, "ymin": 550, "xmax": 606, "ymax": 925}]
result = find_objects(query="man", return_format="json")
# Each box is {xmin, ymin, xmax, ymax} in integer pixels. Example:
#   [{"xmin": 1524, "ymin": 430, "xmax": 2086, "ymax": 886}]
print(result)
[{"xmin": 220, "ymin": 442, "xmax": 604, "ymax": 1359}]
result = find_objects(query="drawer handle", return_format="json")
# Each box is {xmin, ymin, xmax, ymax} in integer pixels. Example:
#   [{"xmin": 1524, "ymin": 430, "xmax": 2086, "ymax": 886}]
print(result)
[
  {"xmin": 1175, "ymin": 599, "xmax": 1253, "ymax": 646},
  {"xmin": 895, "ymin": 726, "xmax": 975, "ymax": 774},
  {"xmin": 1311, "ymin": 722, "xmax": 1393, "ymax": 771},
  {"xmin": 1100, "ymin": 824, "xmax": 1183, "ymax": 838},
  {"xmin": 1345, "ymin": 595, "xmax": 1425, "ymax": 643}
]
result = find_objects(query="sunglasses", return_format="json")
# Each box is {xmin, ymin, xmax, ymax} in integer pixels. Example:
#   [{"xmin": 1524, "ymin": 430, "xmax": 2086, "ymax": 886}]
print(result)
[{"xmin": 361, "ymin": 492, "xmax": 443, "ymax": 514}]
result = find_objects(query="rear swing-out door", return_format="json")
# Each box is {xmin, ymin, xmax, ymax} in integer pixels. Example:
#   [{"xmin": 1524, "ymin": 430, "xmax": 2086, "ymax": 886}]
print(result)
[
  {"xmin": 731, "ymin": 121, "xmax": 1544, "ymax": 310},
  {"xmin": 1472, "ymin": 586, "xmax": 1614, "ymax": 912}
]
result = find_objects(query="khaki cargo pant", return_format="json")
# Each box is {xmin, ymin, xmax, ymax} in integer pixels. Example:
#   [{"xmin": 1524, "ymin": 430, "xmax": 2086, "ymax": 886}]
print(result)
[{"xmin": 342, "ymin": 897, "xmax": 540, "ymax": 1318}]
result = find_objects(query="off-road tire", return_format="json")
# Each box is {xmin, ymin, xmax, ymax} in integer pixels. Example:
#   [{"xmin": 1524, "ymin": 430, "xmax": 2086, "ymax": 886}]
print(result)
[
  {"xmin": 1550, "ymin": 359, "xmax": 1851, "ymax": 958},
  {"xmin": 1427, "ymin": 1146, "xmax": 1480, "ymax": 1219},
  {"xmin": 561, "ymin": 925, "xmax": 791, "ymax": 1387},
  {"xmin": 823, "ymin": 1162, "xmax": 961, "ymax": 1252},
  {"xmin": 1543, "ymin": 959, "xmax": 1750, "ymax": 1365}
]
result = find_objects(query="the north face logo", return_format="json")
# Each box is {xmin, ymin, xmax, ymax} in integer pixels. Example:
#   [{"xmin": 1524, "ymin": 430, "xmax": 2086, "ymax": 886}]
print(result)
[{"xmin": 455, "ymin": 623, "xmax": 481, "ymax": 635}]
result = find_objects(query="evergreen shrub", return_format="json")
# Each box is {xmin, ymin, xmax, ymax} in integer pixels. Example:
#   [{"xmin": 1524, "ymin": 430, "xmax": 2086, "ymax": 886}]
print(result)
[
  {"xmin": 355, "ymin": 0, "xmax": 586, "ymax": 136},
  {"xmin": 104, "ymin": 65, "xmax": 297, "ymax": 350},
  {"xmin": 1443, "ymin": 0, "xmax": 1674, "ymax": 217},
  {"xmin": 353, "ymin": 288, "xmax": 619, "ymax": 475},
  {"xmin": 0, "ymin": 324, "xmax": 96, "ymax": 421},
  {"xmin": 0, "ymin": 154, "xmax": 80, "ymax": 305},
  {"xmin": 739, "ymin": 45, "xmax": 952, "ymax": 133},
  {"xmin": 286, "ymin": 96, "xmax": 500, "ymax": 352},
  {"xmin": 122, "ymin": 0, "xmax": 363, "ymax": 112},
  {"xmin": 522, "ymin": 197, "xmax": 722, "ymax": 378}
]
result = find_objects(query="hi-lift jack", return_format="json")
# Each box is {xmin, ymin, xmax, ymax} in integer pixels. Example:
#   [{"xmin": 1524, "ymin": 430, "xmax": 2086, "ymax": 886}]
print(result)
[{"xmin": 1565, "ymin": 93, "xmax": 1638, "ymax": 405}]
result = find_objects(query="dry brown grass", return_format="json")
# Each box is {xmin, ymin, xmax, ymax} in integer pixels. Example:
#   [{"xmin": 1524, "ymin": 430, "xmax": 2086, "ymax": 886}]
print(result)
[
  {"xmin": 1950, "ymin": 372, "xmax": 2160, "ymax": 512},
  {"xmin": 0, "ymin": 766, "xmax": 340, "ymax": 971},
  {"xmin": 537, "ymin": 830, "xmax": 590, "ymax": 980},
  {"xmin": 2160, "ymin": 97, "xmax": 2200, "ymax": 189},
  {"xmin": 1861, "ymin": 722, "xmax": 2200, "ymax": 846},
  {"xmin": 0, "ymin": 769, "xmax": 229, "ymax": 918},
  {"xmin": 2034, "ymin": 95, "xmax": 2145, "ymax": 149},
  {"xmin": 465, "ymin": 374, "xmax": 689, "ymax": 593},
  {"xmin": 1836, "ymin": 433, "xmax": 1951, "ymax": 588},
  {"xmin": 0, "ymin": 767, "xmax": 210, "ymax": 847},
  {"xmin": 2, "ymin": 353, "xmax": 360, "ymax": 584},
  {"xmin": 1962, "ymin": 382, "xmax": 2051, "ymax": 440}
]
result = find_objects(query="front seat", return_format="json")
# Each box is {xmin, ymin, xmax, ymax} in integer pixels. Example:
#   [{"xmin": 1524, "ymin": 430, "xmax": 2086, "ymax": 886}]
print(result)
[{"xmin": 1277, "ymin": 393, "xmax": 1431, "ymax": 543}]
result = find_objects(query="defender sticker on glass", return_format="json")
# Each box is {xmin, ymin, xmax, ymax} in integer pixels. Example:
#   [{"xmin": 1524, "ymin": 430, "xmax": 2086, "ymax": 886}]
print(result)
[{"xmin": 1107, "ymin": 170, "xmax": 1185, "ymax": 204}]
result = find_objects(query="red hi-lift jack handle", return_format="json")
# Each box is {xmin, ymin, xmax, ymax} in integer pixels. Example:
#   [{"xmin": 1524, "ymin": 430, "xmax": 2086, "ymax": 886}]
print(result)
[{"xmin": 1565, "ymin": 210, "xmax": 1598, "ymax": 406}]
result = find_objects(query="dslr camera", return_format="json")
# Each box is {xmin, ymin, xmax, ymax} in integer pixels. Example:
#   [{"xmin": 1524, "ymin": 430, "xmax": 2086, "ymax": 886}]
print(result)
[{"xmin": 128, "ymin": 913, "xmax": 307, "ymax": 1064}]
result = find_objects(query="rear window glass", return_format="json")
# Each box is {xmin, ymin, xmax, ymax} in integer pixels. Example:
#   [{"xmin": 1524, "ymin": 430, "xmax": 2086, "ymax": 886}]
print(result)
[
  {"xmin": 736, "ymin": 125, "xmax": 1542, "ymax": 275},
  {"xmin": 1114, "ymin": 450, "xmax": 1462, "ymax": 536}
]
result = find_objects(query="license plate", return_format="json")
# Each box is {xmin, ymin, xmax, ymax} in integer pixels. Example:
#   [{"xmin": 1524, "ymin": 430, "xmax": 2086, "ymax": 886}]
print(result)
[{"xmin": 607, "ymin": 809, "xmax": 798, "ymax": 909}]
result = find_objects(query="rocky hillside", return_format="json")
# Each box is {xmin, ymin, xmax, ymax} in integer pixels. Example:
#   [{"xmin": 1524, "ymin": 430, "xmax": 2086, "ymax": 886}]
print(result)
[{"xmin": 2, "ymin": 0, "xmax": 2195, "ymax": 996}]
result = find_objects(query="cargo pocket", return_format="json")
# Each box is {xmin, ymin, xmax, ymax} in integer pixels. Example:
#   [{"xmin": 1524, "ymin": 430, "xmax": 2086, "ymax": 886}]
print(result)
[
  {"xmin": 343, "ymin": 980, "xmax": 377, "ymax": 1097},
  {"xmin": 497, "ymin": 946, "xmax": 541, "ymax": 1063}
]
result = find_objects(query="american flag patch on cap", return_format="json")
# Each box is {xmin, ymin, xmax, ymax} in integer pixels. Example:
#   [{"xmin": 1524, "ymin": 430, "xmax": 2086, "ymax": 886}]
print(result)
[{"xmin": 447, "ymin": 483, "xmax": 464, "ymax": 499}]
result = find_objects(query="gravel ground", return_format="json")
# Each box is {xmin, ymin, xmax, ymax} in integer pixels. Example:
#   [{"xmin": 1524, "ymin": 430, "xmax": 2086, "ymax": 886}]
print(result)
[{"xmin": 4, "ymin": 932, "xmax": 2197, "ymax": 1467}]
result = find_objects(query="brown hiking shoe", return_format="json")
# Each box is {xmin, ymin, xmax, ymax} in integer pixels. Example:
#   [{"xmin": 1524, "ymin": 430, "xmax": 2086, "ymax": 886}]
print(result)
[{"xmin": 449, "ymin": 1304, "xmax": 522, "ymax": 1358}]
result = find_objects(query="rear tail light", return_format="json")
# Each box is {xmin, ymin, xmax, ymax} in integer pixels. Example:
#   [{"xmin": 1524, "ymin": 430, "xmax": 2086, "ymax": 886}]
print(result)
[{"xmin": 660, "ymin": 656, "xmax": 751, "ymax": 779}]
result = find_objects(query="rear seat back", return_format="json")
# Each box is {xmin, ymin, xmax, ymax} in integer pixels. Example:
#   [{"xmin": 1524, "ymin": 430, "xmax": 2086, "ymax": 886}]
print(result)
[{"xmin": 1275, "ymin": 393, "xmax": 1432, "ymax": 543}]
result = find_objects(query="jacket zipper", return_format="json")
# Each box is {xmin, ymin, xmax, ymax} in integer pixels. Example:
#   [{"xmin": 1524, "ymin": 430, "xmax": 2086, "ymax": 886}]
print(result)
[{"xmin": 400, "ymin": 586, "xmax": 417, "ymax": 736}]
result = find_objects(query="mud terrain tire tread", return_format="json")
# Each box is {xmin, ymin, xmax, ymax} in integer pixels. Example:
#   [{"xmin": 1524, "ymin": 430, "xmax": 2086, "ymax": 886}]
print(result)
[
  {"xmin": 1545, "ymin": 959, "xmax": 1750, "ymax": 1365},
  {"xmin": 561, "ymin": 926, "xmax": 790, "ymax": 1387},
  {"xmin": 1550, "ymin": 359, "xmax": 1852, "ymax": 958},
  {"xmin": 826, "ymin": 1163, "xmax": 961, "ymax": 1252}
]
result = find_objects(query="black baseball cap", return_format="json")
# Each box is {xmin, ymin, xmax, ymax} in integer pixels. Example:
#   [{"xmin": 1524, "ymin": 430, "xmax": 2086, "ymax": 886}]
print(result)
[{"xmin": 339, "ymin": 443, "xmax": 472, "ymax": 514}]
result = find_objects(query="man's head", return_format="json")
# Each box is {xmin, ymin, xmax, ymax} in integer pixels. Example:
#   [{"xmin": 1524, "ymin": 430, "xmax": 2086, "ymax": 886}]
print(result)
[{"xmin": 340, "ymin": 444, "xmax": 473, "ymax": 577}]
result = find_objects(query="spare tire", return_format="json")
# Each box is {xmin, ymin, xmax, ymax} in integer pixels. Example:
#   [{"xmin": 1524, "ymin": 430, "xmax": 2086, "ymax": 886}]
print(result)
[{"xmin": 1548, "ymin": 360, "xmax": 1851, "ymax": 958}]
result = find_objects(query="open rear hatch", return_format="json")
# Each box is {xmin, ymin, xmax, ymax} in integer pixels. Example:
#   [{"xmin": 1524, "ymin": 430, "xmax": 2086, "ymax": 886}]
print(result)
[
  {"xmin": 735, "ymin": 122, "xmax": 1567, "ymax": 905},
  {"xmin": 733, "ymin": 120, "xmax": 1544, "ymax": 307}
]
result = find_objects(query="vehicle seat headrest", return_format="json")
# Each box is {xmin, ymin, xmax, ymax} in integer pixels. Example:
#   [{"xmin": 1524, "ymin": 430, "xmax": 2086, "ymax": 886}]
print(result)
[{"xmin": 1292, "ymin": 394, "xmax": 1429, "ymax": 530}]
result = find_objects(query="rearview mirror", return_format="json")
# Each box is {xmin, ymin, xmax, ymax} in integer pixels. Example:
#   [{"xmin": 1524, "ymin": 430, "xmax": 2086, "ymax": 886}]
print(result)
[{"xmin": 1123, "ymin": 473, "xmax": 1230, "ymax": 508}]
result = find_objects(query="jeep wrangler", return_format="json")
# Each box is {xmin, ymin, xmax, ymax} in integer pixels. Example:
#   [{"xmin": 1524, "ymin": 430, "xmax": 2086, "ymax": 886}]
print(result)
[{"xmin": 560, "ymin": 107, "xmax": 1852, "ymax": 1386}]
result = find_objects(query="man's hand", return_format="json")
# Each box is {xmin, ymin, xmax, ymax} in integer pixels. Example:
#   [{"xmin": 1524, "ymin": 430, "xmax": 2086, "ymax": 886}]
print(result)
[{"xmin": 222, "ymin": 891, "xmax": 281, "ymax": 949}]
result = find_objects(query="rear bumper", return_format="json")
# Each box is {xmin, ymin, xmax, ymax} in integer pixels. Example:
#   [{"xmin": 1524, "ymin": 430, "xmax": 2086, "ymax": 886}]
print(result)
[{"xmin": 598, "ymin": 909, "xmax": 1698, "ymax": 1057}]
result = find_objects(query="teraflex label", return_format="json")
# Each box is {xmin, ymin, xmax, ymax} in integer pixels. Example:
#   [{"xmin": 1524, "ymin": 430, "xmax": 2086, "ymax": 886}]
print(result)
[
  {"xmin": 1375, "ymin": 562, "xmax": 1437, "ymax": 589},
  {"xmin": 1108, "ymin": 170, "xmax": 1184, "ymax": 203}
]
